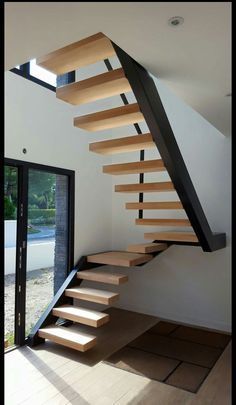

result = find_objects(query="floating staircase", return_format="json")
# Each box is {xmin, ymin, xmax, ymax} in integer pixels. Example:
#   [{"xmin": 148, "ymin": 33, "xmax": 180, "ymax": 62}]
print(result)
[{"xmin": 28, "ymin": 32, "xmax": 225, "ymax": 353}]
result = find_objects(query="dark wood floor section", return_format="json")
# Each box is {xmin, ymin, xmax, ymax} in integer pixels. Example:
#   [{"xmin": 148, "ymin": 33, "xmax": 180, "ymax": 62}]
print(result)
[
  {"xmin": 104, "ymin": 321, "xmax": 231, "ymax": 393},
  {"xmin": 29, "ymin": 308, "xmax": 158, "ymax": 367}
]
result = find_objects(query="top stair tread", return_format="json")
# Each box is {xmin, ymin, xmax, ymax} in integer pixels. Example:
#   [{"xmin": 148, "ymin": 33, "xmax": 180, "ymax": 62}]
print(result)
[
  {"xmin": 56, "ymin": 68, "xmax": 131, "ymax": 105},
  {"xmin": 87, "ymin": 251, "xmax": 153, "ymax": 267},
  {"xmin": 38, "ymin": 325, "xmax": 96, "ymax": 352},
  {"xmin": 77, "ymin": 270, "xmax": 128, "ymax": 285},
  {"xmin": 74, "ymin": 103, "xmax": 144, "ymax": 131},
  {"xmin": 36, "ymin": 32, "xmax": 115, "ymax": 75},
  {"xmin": 89, "ymin": 133, "xmax": 155, "ymax": 155}
]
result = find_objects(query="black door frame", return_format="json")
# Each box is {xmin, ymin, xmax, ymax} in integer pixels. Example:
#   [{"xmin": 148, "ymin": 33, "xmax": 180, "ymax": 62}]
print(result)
[{"xmin": 4, "ymin": 158, "xmax": 75, "ymax": 346}]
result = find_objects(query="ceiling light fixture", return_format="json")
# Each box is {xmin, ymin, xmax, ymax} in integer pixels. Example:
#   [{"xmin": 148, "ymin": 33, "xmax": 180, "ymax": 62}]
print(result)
[{"xmin": 168, "ymin": 16, "xmax": 184, "ymax": 27}]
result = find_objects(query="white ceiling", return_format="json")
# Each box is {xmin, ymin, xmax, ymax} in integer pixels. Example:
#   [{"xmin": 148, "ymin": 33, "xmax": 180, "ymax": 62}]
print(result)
[{"xmin": 5, "ymin": 2, "xmax": 231, "ymax": 136}]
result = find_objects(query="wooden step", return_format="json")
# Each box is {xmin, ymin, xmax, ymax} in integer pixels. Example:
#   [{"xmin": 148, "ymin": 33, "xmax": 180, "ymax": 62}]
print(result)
[
  {"xmin": 144, "ymin": 232, "xmax": 199, "ymax": 243},
  {"xmin": 56, "ymin": 68, "xmax": 131, "ymax": 105},
  {"xmin": 52, "ymin": 305, "xmax": 109, "ymax": 327},
  {"xmin": 65, "ymin": 287, "xmax": 119, "ymax": 305},
  {"xmin": 74, "ymin": 103, "xmax": 144, "ymax": 131},
  {"xmin": 87, "ymin": 251, "xmax": 153, "ymax": 267},
  {"xmin": 103, "ymin": 159, "xmax": 165, "ymax": 175},
  {"xmin": 77, "ymin": 270, "xmax": 128, "ymax": 285},
  {"xmin": 126, "ymin": 201, "xmax": 183, "ymax": 210},
  {"xmin": 38, "ymin": 325, "xmax": 96, "ymax": 352},
  {"xmin": 36, "ymin": 32, "xmax": 115, "ymax": 75},
  {"xmin": 127, "ymin": 243, "xmax": 168, "ymax": 254},
  {"xmin": 89, "ymin": 133, "xmax": 155, "ymax": 155},
  {"xmin": 115, "ymin": 181, "xmax": 175, "ymax": 193},
  {"xmin": 135, "ymin": 218, "xmax": 191, "ymax": 226}
]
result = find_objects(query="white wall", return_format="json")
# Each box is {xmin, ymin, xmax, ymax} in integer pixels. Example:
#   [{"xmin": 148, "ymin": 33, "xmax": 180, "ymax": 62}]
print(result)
[
  {"xmin": 5, "ymin": 62, "xmax": 231, "ymax": 332},
  {"xmin": 4, "ymin": 68, "xmax": 115, "ymax": 260},
  {"xmin": 109, "ymin": 74, "xmax": 231, "ymax": 332}
]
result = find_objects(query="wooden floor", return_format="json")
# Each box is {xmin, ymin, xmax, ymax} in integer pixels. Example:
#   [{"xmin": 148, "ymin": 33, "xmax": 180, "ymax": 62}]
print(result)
[{"xmin": 5, "ymin": 308, "xmax": 231, "ymax": 405}]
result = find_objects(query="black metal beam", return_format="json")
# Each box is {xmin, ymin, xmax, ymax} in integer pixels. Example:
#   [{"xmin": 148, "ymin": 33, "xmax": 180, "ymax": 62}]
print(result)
[{"xmin": 112, "ymin": 42, "xmax": 226, "ymax": 252}]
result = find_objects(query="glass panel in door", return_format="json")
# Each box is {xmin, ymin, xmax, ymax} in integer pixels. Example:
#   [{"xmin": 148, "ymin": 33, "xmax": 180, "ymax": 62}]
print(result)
[
  {"xmin": 4, "ymin": 165, "xmax": 18, "ymax": 349},
  {"xmin": 25, "ymin": 169, "xmax": 69, "ymax": 337}
]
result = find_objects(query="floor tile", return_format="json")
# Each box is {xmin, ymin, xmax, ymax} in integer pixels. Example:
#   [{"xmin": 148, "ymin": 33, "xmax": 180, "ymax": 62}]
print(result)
[
  {"xmin": 104, "ymin": 346, "xmax": 180, "ymax": 381},
  {"xmin": 166, "ymin": 362, "xmax": 210, "ymax": 393},
  {"xmin": 128, "ymin": 333, "xmax": 222, "ymax": 368}
]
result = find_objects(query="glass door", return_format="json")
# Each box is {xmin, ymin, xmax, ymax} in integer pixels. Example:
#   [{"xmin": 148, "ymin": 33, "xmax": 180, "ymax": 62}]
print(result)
[
  {"xmin": 4, "ymin": 165, "xmax": 18, "ymax": 349},
  {"xmin": 4, "ymin": 159, "xmax": 74, "ymax": 346},
  {"xmin": 25, "ymin": 169, "xmax": 69, "ymax": 337}
]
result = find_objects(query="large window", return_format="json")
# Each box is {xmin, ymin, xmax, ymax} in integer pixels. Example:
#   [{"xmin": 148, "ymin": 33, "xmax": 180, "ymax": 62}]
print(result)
[
  {"xmin": 10, "ymin": 61, "xmax": 75, "ymax": 91},
  {"xmin": 29, "ymin": 59, "xmax": 57, "ymax": 87}
]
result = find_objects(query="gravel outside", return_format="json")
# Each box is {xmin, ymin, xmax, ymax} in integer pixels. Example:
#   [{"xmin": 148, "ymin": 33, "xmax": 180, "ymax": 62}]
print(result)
[{"xmin": 4, "ymin": 267, "xmax": 54, "ymax": 341}]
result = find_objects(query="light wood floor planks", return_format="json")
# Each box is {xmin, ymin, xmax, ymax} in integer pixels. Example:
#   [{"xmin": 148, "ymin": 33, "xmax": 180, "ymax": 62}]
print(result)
[{"xmin": 5, "ymin": 308, "xmax": 231, "ymax": 405}]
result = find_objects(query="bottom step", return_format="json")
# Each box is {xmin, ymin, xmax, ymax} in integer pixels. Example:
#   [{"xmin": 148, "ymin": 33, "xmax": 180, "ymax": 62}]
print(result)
[{"xmin": 38, "ymin": 325, "xmax": 97, "ymax": 352}]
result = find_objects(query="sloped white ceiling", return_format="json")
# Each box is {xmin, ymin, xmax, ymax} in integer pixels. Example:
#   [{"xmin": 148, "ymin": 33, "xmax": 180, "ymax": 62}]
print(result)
[{"xmin": 5, "ymin": 2, "xmax": 231, "ymax": 136}]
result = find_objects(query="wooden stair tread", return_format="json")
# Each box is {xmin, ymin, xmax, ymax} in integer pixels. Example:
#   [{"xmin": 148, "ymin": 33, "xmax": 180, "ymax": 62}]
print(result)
[
  {"xmin": 89, "ymin": 133, "xmax": 155, "ymax": 155},
  {"xmin": 56, "ymin": 68, "xmax": 131, "ymax": 105},
  {"xmin": 77, "ymin": 270, "xmax": 128, "ymax": 285},
  {"xmin": 103, "ymin": 159, "xmax": 165, "ymax": 175},
  {"xmin": 115, "ymin": 182, "xmax": 175, "ymax": 193},
  {"xmin": 74, "ymin": 103, "xmax": 144, "ymax": 131},
  {"xmin": 135, "ymin": 218, "xmax": 191, "ymax": 226},
  {"xmin": 87, "ymin": 251, "xmax": 153, "ymax": 267},
  {"xmin": 144, "ymin": 232, "xmax": 199, "ymax": 243},
  {"xmin": 65, "ymin": 286, "xmax": 119, "ymax": 305},
  {"xmin": 36, "ymin": 32, "xmax": 115, "ymax": 75},
  {"xmin": 126, "ymin": 201, "xmax": 183, "ymax": 210},
  {"xmin": 38, "ymin": 325, "xmax": 96, "ymax": 352},
  {"xmin": 127, "ymin": 243, "xmax": 168, "ymax": 254},
  {"xmin": 52, "ymin": 305, "xmax": 109, "ymax": 327}
]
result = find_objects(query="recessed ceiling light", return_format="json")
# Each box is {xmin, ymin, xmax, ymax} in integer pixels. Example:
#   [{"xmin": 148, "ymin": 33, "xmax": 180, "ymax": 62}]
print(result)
[{"xmin": 168, "ymin": 16, "xmax": 184, "ymax": 27}]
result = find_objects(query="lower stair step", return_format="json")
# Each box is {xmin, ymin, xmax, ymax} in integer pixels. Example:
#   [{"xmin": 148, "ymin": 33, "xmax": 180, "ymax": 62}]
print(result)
[
  {"xmin": 127, "ymin": 243, "xmax": 168, "ymax": 254},
  {"xmin": 38, "ymin": 325, "xmax": 96, "ymax": 352},
  {"xmin": 87, "ymin": 251, "xmax": 153, "ymax": 267},
  {"xmin": 52, "ymin": 305, "xmax": 109, "ymax": 327},
  {"xmin": 135, "ymin": 218, "xmax": 191, "ymax": 226},
  {"xmin": 77, "ymin": 270, "xmax": 128, "ymax": 285},
  {"xmin": 65, "ymin": 287, "xmax": 119, "ymax": 305},
  {"xmin": 144, "ymin": 232, "xmax": 199, "ymax": 243}
]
